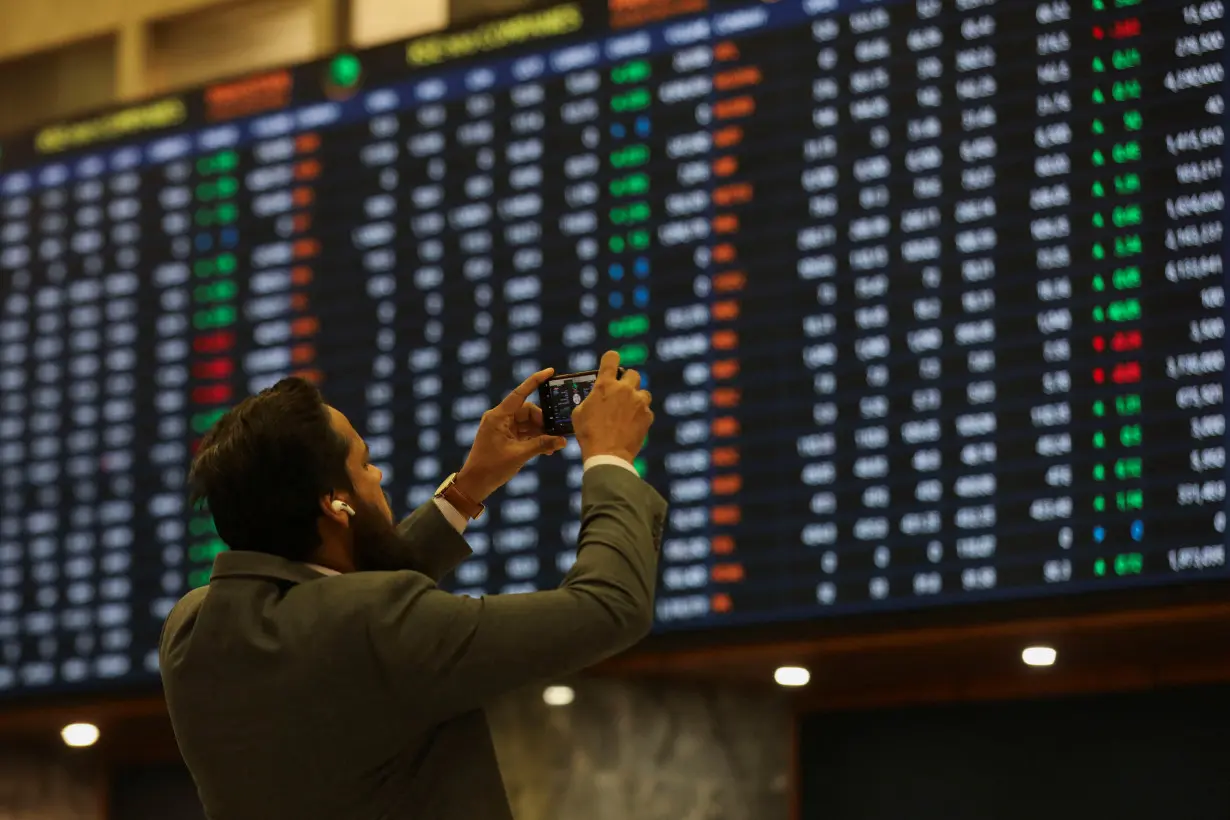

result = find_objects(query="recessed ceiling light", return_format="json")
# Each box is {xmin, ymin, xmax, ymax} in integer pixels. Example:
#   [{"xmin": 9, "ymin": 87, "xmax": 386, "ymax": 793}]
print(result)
[
  {"xmin": 774, "ymin": 666, "xmax": 811, "ymax": 687},
  {"xmin": 1022, "ymin": 646, "xmax": 1057, "ymax": 667},
  {"xmin": 61, "ymin": 723, "xmax": 99, "ymax": 748},
  {"xmin": 542, "ymin": 685, "xmax": 575, "ymax": 706}
]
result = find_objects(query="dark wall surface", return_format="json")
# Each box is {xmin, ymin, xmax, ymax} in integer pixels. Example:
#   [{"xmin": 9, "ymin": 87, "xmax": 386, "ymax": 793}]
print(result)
[{"xmin": 799, "ymin": 683, "xmax": 1230, "ymax": 820}]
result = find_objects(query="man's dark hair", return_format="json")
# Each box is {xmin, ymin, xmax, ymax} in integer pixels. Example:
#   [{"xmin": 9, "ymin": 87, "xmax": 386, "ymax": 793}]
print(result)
[{"xmin": 188, "ymin": 377, "xmax": 353, "ymax": 561}]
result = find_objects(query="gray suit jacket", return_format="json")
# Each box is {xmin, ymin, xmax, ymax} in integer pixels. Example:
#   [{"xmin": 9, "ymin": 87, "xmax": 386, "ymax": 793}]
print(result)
[{"xmin": 159, "ymin": 465, "xmax": 667, "ymax": 820}]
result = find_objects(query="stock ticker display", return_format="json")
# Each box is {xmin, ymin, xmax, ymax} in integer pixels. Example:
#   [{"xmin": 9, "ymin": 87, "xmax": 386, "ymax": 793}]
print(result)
[{"xmin": 1, "ymin": 0, "xmax": 1229, "ymax": 694}]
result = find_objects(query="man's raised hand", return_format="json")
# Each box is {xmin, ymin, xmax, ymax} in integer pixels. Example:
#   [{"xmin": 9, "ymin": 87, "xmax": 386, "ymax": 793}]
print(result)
[{"xmin": 455, "ymin": 368, "xmax": 568, "ymax": 502}]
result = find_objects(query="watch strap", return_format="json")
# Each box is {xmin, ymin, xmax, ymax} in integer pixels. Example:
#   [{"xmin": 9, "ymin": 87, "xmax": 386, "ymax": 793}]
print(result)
[{"xmin": 436, "ymin": 474, "xmax": 485, "ymax": 520}]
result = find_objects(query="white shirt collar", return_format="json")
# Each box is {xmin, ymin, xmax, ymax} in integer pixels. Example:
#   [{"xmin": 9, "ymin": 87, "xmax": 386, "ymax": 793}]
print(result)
[{"xmin": 303, "ymin": 562, "xmax": 341, "ymax": 577}]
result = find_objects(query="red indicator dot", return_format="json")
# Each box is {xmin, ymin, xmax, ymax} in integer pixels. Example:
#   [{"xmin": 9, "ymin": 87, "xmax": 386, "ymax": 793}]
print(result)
[
  {"xmin": 1093, "ymin": 25, "xmax": 1105, "ymax": 38},
  {"xmin": 1093, "ymin": 368, "xmax": 1106, "ymax": 384},
  {"xmin": 1093, "ymin": 336, "xmax": 1106, "ymax": 352}
]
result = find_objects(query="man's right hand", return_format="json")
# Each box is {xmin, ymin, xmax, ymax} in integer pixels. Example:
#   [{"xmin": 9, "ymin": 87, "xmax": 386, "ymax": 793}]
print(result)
[{"xmin": 573, "ymin": 350, "xmax": 655, "ymax": 464}]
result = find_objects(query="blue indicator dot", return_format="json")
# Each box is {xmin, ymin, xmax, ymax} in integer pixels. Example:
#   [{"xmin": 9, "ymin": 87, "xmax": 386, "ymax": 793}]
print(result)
[
  {"xmin": 611, "ymin": 123, "xmax": 626, "ymax": 138},
  {"xmin": 633, "ymin": 286, "xmax": 649, "ymax": 307},
  {"xmin": 634, "ymin": 257, "xmax": 650, "ymax": 277},
  {"xmin": 1131, "ymin": 520, "xmax": 1143, "ymax": 541},
  {"xmin": 635, "ymin": 117, "xmax": 651, "ymax": 137},
  {"xmin": 195, "ymin": 234, "xmax": 214, "ymax": 252},
  {"xmin": 609, "ymin": 292, "xmax": 624, "ymax": 309},
  {"xmin": 1093, "ymin": 526, "xmax": 1106, "ymax": 543},
  {"xmin": 609, "ymin": 263, "xmax": 624, "ymax": 281},
  {"xmin": 220, "ymin": 228, "xmax": 239, "ymax": 248}
]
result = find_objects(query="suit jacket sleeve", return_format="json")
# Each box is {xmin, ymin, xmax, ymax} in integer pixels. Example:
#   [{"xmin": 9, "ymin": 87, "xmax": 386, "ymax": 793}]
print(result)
[
  {"xmin": 391, "ymin": 500, "xmax": 473, "ymax": 582},
  {"xmin": 362, "ymin": 464, "xmax": 666, "ymax": 722}
]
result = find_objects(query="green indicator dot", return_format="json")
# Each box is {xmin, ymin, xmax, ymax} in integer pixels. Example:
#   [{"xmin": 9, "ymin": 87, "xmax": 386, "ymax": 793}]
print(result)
[
  {"xmin": 188, "ymin": 539, "xmax": 229, "ymax": 563},
  {"xmin": 1113, "ymin": 48, "xmax": 1141, "ymax": 70},
  {"xmin": 609, "ymin": 144, "xmax": 649, "ymax": 169},
  {"xmin": 189, "ymin": 517, "xmax": 218, "ymax": 536},
  {"xmin": 1124, "ymin": 110, "xmax": 1143, "ymax": 130},
  {"xmin": 192, "ymin": 408, "xmax": 228, "ymax": 433},
  {"xmin": 1095, "ymin": 559, "xmax": 1107, "ymax": 577},
  {"xmin": 1092, "ymin": 118, "xmax": 1105, "ymax": 134},
  {"xmin": 330, "ymin": 53, "xmax": 362, "ymax": 87},
  {"xmin": 1094, "ymin": 0, "xmax": 1105, "ymax": 10},
  {"xmin": 196, "ymin": 182, "xmax": 217, "ymax": 201},
  {"xmin": 633, "ymin": 457, "xmax": 647, "ymax": 477},
  {"xmin": 1114, "ymin": 552, "xmax": 1143, "ymax": 575},
  {"xmin": 1094, "ymin": 495, "xmax": 1106, "ymax": 511},
  {"xmin": 1093, "ymin": 149, "xmax": 1106, "ymax": 166},
  {"xmin": 1093, "ymin": 56, "xmax": 1106, "ymax": 72},
  {"xmin": 193, "ymin": 305, "xmax": 238, "ymax": 330},
  {"xmin": 1113, "ymin": 140, "xmax": 1141, "ymax": 163},
  {"xmin": 1112, "ymin": 79, "xmax": 1142, "ymax": 101},
  {"xmin": 1093, "ymin": 88, "xmax": 1106, "ymax": 103},
  {"xmin": 1092, "ymin": 181, "xmax": 1106, "ymax": 197},
  {"xmin": 1094, "ymin": 431, "xmax": 1107, "ymax": 448},
  {"xmin": 1093, "ymin": 400, "xmax": 1106, "ymax": 417},
  {"xmin": 611, "ymin": 59, "xmax": 651, "ymax": 84},
  {"xmin": 196, "ymin": 209, "xmax": 214, "ymax": 227},
  {"xmin": 617, "ymin": 342, "xmax": 648, "ymax": 365},
  {"xmin": 216, "ymin": 203, "xmax": 238, "ymax": 224},
  {"xmin": 1093, "ymin": 243, "xmax": 1106, "ymax": 259},
  {"xmin": 217, "ymin": 176, "xmax": 239, "ymax": 198},
  {"xmin": 1093, "ymin": 306, "xmax": 1106, "ymax": 322},
  {"xmin": 196, "ymin": 157, "xmax": 214, "ymax": 175},
  {"xmin": 1108, "ymin": 297, "xmax": 1141, "ymax": 321},
  {"xmin": 1094, "ymin": 464, "xmax": 1107, "ymax": 480},
  {"xmin": 1120, "ymin": 424, "xmax": 1142, "ymax": 446},
  {"xmin": 1115, "ymin": 172, "xmax": 1141, "ymax": 193},
  {"xmin": 1093, "ymin": 275, "xmax": 1106, "ymax": 291},
  {"xmin": 1112, "ymin": 265, "xmax": 1142, "ymax": 289},
  {"xmin": 194, "ymin": 259, "xmax": 217, "ymax": 278},
  {"xmin": 610, "ymin": 172, "xmax": 649, "ymax": 197},
  {"xmin": 629, "ymin": 230, "xmax": 650, "ymax": 250},
  {"xmin": 188, "ymin": 568, "xmax": 212, "ymax": 589},
  {"xmin": 216, "ymin": 150, "xmax": 238, "ymax": 171},
  {"xmin": 610, "ymin": 235, "xmax": 626, "ymax": 253},
  {"xmin": 611, "ymin": 87, "xmax": 652, "ymax": 113},
  {"xmin": 194, "ymin": 280, "xmax": 238, "ymax": 303},
  {"xmin": 609, "ymin": 313, "xmax": 650, "ymax": 338},
  {"xmin": 1113, "ymin": 204, "xmax": 1142, "ymax": 227},
  {"xmin": 1116, "ymin": 394, "xmax": 1142, "ymax": 416},
  {"xmin": 1093, "ymin": 212, "xmax": 1105, "ymax": 227},
  {"xmin": 217, "ymin": 253, "xmax": 237, "ymax": 274}
]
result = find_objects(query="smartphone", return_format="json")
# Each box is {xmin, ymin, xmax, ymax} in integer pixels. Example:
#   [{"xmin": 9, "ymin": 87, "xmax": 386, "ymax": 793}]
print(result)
[{"xmin": 538, "ymin": 368, "xmax": 625, "ymax": 436}]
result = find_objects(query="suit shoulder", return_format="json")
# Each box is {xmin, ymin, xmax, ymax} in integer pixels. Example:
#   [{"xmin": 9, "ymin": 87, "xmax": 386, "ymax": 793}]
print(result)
[{"xmin": 164, "ymin": 586, "xmax": 210, "ymax": 627}]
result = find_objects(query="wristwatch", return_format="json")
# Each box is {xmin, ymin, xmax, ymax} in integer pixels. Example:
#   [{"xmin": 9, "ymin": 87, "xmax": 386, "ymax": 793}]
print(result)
[{"xmin": 434, "ymin": 473, "xmax": 486, "ymax": 520}]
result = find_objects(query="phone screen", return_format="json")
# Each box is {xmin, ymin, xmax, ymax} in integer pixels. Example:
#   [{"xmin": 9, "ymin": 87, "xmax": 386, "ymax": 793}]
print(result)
[{"xmin": 542, "ymin": 372, "xmax": 599, "ymax": 434}]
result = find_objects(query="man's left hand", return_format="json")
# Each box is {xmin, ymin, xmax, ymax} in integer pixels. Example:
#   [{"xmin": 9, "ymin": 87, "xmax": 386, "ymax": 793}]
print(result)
[{"xmin": 454, "ymin": 368, "xmax": 568, "ymax": 502}]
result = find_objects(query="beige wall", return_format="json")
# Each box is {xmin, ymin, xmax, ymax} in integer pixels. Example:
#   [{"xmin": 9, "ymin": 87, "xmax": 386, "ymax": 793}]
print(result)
[
  {"xmin": 0, "ymin": 0, "xmax": 452, "ymax": 136},
  {"xmin": 351, "ymin": 0, "xmax": 448, "ymax": 47}
]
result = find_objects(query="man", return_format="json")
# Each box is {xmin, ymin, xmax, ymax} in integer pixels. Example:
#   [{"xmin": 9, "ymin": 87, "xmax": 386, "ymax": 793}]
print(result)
[{"xmin": 159, "ymin": 351, "xmax": 664, "ymax": 820}]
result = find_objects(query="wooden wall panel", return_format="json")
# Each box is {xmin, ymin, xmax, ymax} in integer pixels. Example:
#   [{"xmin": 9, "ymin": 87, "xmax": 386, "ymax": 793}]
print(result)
[
  {"xmin": 350, "ymin": 0, "xmax": 448, "ymax": 47},
  {"xmin": 0, "ymin": 36, "xmax": 116, "ymax": 136},
  {"xmin": 147, "ymin": 0, "xmax": 317, "ymax": 94}
]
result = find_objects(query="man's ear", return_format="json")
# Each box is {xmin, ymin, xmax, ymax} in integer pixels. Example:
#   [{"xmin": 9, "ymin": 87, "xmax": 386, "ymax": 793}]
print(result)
[{"xmin": 320, "ymin": 495, "xmax": 353, "ymax": 527}]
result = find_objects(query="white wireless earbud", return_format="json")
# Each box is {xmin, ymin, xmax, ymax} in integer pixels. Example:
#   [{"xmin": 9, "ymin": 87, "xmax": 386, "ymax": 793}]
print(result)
[{"xmin": 331, "ymin": 500, "xmax": 356, "ymax": 516}]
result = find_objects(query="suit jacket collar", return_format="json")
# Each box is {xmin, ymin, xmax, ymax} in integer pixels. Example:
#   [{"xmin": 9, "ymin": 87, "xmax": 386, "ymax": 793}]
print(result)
[{"xmin": 210, "ymin": 550, "xmax": 328, "ymax": 586}]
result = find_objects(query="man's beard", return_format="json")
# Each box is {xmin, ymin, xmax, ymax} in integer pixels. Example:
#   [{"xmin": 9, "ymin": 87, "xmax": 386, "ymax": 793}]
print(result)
[{"xmin": 349, "ymin": 492, "xmax": 417, "ymax": 573}]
